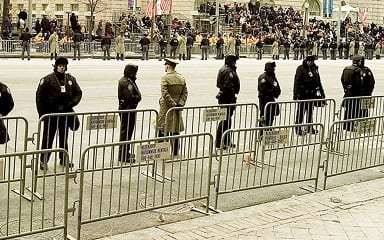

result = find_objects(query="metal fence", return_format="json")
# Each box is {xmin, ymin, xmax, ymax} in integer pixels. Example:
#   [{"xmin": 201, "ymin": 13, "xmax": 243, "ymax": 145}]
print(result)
[
  {"xmin": 264, "ymin": 99, "xmax": 336, "ymax": 137},
  {"xmin": 338, "ymin": 96, "xmax": 384, "ymax": 121},
  {"xmin": 165, "ymin": 103, "xmax": 259, "ymax": 152},
  {"xmin": 0, "ymin": 149, "xmax": 71, "ymax": 240},
  {"xmin": 214, "ymin": 124, "xmax": 324, "ymax": 209},
  {"xmin": 76, "ymin": 133, "xmax": 213, "ymax": 239},
  {"xmin": 35, "ymin": 109, "xmax": 158, "ymax": 171},
  {"xmin": 324, "ymin": 115, "xmax": 384, "ymax": 189}
]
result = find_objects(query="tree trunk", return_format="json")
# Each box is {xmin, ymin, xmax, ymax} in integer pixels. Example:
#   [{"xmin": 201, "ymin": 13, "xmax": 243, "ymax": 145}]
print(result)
[{"xmin": 2, "ymin": 0, "xmax": 10, "ymax": 35}]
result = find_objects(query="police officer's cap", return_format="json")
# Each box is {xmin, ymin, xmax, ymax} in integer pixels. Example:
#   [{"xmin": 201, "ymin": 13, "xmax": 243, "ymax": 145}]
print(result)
[
  {"xmin": 305, "ymin": 55, "xmax": 316, "ymax": 61},
  {"xmin": 352, "ymin": 55, "xmax": 364, "ymax": 62},
  {"xmin": 164, "ymin": 58, "xmax": 179, "ymax": 67},
  {"xmin": 265, "ymin": 62, "xmax": 276, "ymax": 71},
  {"xmin": 55, "ymin": 57, "xmax": 69, "ymax": 66},
  {"xmin": 225, "ymin": 55, "xmax": 239, "ymax": 65}
]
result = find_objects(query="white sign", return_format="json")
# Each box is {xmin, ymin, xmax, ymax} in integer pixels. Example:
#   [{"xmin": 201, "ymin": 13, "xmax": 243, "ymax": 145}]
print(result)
[
  {"xmin": 86, "ymin": 115, "xmax": 118, "ymax": 130},
  {"xmin": 263, "ymin": 128, "xmax": 290, "ymax": 146},
  {"xmin": 361, "ymin": 98, "xmax": 375, "ymax": 109},
  {"xmin": 136, "ymin": 142, "xmax": 171, "ymax": 162},
  {"xmin": 203, "ymin": 108, "xmax": 227, "ymax": 122},
  {"xmin": 0, "ymin": 159, "xmax": 3, "ymax": 180},
  {"xmin": 355, "ymin": 119, "xmax": 376, "ymax": 135}
]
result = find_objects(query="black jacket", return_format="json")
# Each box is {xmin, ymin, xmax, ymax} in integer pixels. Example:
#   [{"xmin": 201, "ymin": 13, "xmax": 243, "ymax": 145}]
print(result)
[
  {"xmin": 139, "ymin": 37, "xmax": 150, "ymax": 46},
  {"xmin": 36, "ymin": 72, "xmax": 82, "ymax": 117},
  {"xmin": 216, "ymin": 65, "xmax": 240, "ymax": 103},
  {"xmin": 0, "ymin": 82, "xmax": 14, "ymax": 116},
  {"xmin": 293, "ymin": 62, "xmax": 325, "ymax": 100},
  {"xmin": 341, "ymin": 65, "xmax": 375, "ymax": 97}
]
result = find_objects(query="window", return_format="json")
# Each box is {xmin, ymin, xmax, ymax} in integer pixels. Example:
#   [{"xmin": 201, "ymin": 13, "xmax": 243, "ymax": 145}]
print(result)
[
  {"xmin": 56, "ymin": 4, "xmax": 64, "ymax": 11},
  {"xmin": 71, "ymin": 4, "xmax": 79, "ymax": 11},
  {"xmin": 56, "ymin": 15, "xmax": 64, "ymax": 25},
  {"xmin": 42, "ymin": 4, "xmax": 48, "ymax": 11},
  {"xmin": 32, "ymin": 4, "xmax": 36, "ymax": 11}
]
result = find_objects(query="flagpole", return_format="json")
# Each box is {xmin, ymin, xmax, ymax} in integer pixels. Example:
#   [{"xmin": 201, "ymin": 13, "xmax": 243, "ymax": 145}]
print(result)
[
  {"xmin": 151, "ymin": 0, "xmax": 156, "ymax": 40},
  {"xmin": 168, "ymin": 0, "xmax": 173, "ymax": 39}
]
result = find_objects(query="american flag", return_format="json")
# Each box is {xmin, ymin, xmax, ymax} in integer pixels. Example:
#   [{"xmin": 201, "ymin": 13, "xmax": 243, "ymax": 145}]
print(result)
[{"xmin": 145, "ymin": 0, "xmax": 171, "ymax": 17}]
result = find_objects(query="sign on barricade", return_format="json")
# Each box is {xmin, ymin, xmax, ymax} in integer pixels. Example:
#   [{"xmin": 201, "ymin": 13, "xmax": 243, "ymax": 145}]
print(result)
[
  {"xmin": 324, "ymin": 116, "xmax": 384, "ymax": 190},
  {"xmin": 136, "ymin": 142, "xmax": 171, "ymax": 161},
  {"xmin": 361, "ymin": 98, "xmax": 375, "ymax": 109},
  {"xmin": 203, "ymin": 108, "xmax": 227, "ymax": 122},
  {"xmin": 76, "ymin": 133, "xmax": 213, "ymax": 239},
  {"xmin": 340, "ymin": 96, "xmax": 384, "ymax": 119},
  {"xmin": 86, "ymin": 115, "xmax": 118, "ymax": 130},
  {"xmin": 214, "ymin": 124, "xmax": 324, "ymax": 210}
]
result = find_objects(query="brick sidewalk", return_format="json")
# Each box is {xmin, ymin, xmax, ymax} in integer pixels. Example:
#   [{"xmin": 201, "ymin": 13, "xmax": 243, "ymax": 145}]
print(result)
[{"xmin": 100, "ymin": 178, "xmax": 384, "ymax": 240}]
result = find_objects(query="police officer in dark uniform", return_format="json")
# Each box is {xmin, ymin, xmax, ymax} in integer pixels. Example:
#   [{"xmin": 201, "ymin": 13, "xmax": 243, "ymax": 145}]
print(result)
[
  {"xmin": 0, "ymin": 82, "xmax": 14, "ymax": 144},
  {"xmin": 186, "ymin": 34, "xmax": 194, "ymax": 60},
  {"xmin": 338, "ymin": 41, "xmax": 344, "ymax": 59},
  {"xmin": 118, "ymin": 64, "xmax": 142, "ymax": 162},
  {"xmin": 330, "ymin": 40, "xmax": 337, "ymax": 60},
  {"xmin": 216, "ymin": 34, "xmax": 224, "ymax": 59},
  {"xmin": 293, "ymin": 39, "xmax": 300, "ymax": 60},
  {"xmin": 256, "ymin": 39, "xmax": 264, "ymax": 60},
  {"xmin": 36, "ymin": 57, "xmax": 82, "ymax": 171},
  {"xmin": 158, "ymin": 35, "xmax": 167, "ymax": 61},
  {"xmin": 341, "ymin": 56, "xmax": 375, "ymax": 131},
  {"xmin": 293, "ymin": 55, "xmax": 325, "ymax": 135},
  {"xmin": 169, "ymin": 35, "xmax": 179, "ymax": 59},
  {"xmin": 139, "ymin": 33, "xmax": 150, "ymax": 60},
  {"xmin": 321, "ymin": 40, "xmax": 328, "ymax": 60},
  {"xmin": 215, "ymin": 55, "xmax": 240, "ymax": 149},
  {"xmin": 200, "ymin": 34, "xmax": 210, "ymax": 60},
  {"xmin": 299, "ymin": 38, "xmax": 306, "ymax": 60},
  {"xmin": 235, "ymin": 35, "xmax": 242, "ymax": 58},
  {"xmin": 283, "ymin": 38, "xmax": 290, "ymax": 60},
  {"xmin": 258, "ymin": 62, "xmax": 281, "ymax": 129}
]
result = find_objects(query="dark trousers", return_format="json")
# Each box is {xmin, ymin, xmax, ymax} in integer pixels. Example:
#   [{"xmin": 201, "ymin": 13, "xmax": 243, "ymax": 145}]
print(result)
[
  {"xmin": 322, "ymin": 49, "xmax": 327, "ymax": 60},
  {"xmin": 257, "ymin": 49, "xmax": 263, "ymax": 60},
  {"xmin": 73, "ymin": 43, "xmax": 80, "ymax": 60},
  {"xmin": 170, "ymin": 46, "xmax": 177, "ymax": 59},
  {"xmin": 338, "ymin": 49, "xmax": 343, "ymax": 59},
  {"xmin": 343, "ymin": 99, "xmax": 369, "ymax": 131},
  {"xmin": 215, "ymin": 105, "xmax": 236, "ymax": 148},
  {"xmin": 142, "ymin": 45, "xmax": 149, "ymax": 60},
  {"xmin": 216, "ymin": 47, "xmax": 223, "ymax": 59},
  {"xmin": 330, "ymin": 50, "xmax": 336, "ymax": 60},
  {"xmin": 158, "ymin": 130, "xmax": 180, "ymax": 156},
  {"xmin": 159, "ymin": 48, "xmax": 166, "ymax": 60},
  {"xmin": 119, "ymin": 112, "xmax": 137, "ymax": 161},
  {"xmin": 103, "ymin": 45, "xmax": 111, "ymax": 60},
  {"xmin": 284, "ymin": 48, "xmax": 290, "ymax": 59},
  {"xmin": 299, "ymin": 49, "xmax": 305, "ymax": 59},
  {"xmin": 186, "ymin": 46, "xmax": 192, "ymax": 60},
  {"xmin": 295, "ymin": 102, "xmax": 314, "ymax": 133},
  {"xmin": 201, "ymin": 46, "xmax": 208, "ymax": 60},
  {"xmin": 40, "ymin": 117, "xmax": 69, "ymax": 164},
  {"xmin": 293, "ymin": 49, "xmax": 299, "ymax": 60}
]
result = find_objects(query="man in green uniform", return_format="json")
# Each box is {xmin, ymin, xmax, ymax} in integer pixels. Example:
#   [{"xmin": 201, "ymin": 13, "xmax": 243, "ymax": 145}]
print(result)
[{"xmin": 157, "ymin": 58, "xmax": 188, "ymax": 156}]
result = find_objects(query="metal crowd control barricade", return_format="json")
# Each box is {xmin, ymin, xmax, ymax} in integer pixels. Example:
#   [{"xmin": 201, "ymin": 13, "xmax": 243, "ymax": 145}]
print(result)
[
  {"xmin": 214, "ymin": 124, "xmax": 324, "ymax": 210},
  {"xmin": 338, "ymin": 96, "xmax": 384, "ymax": 121},
  {"xmin": 0, "ymin": 117, "xmax": 29, "ymax": 199},
  {"xmin": 165, "ymin": 103, "xmax": 259, "ymax": 155},
  {"xmin": 264, "ymin": 99, "xmax": 336, "ymax": 137},
  {"xmin": 324, "ymin": 116, "xmax": 384, "ymax": 190},
  {"xmin": 34, "ymin": 109, "xmax": 158, "ymax": 175},
  {"xmin": 76, "ymin": 133, "xmax": 214, "ymax": 239},
  {"xmin": 0, "ymin": 149, "xmax": 71, "ymax": 240},
  {"xmin": 0, "ymin": 40, "xmax": 22, "ymax": 55}
]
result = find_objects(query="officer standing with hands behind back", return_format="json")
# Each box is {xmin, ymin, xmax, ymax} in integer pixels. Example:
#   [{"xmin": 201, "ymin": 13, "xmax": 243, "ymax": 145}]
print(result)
[
  {"xmin": 215, "ymin": 55, "xmax": 240, "ymax": 149},
  {"xmin": 36, "ymin": 57, "xmax": 82, "ymax": 171}
]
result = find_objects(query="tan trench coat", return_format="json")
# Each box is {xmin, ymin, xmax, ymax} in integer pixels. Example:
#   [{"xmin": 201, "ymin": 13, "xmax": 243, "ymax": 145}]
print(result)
[
  {"xmin": 272, "ymin": 41, "xmax": 279, "ymax": 56},
  {"xmin": 48, "ymin": 32, "xmax": 59, "ymax": 54},
  {"xmin": 157, "ymin": 71, "xmax": 188, "ymax": 133},
  {"xmin": 178, "ymin": 36, "xmax": 187, "ymax": 56},
  {"xmin": 115, "ymin": 35, "xmax": 125, "ymax": 54},
  {"xmin": 226, "ymin": 37, "xmax": 236, "ymax": 55}
]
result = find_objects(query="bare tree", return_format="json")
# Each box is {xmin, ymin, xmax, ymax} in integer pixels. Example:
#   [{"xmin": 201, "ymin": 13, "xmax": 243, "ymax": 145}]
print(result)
[
  {"xmin": 77, "ymin": 0, "xmax": 107, "ymax": 37},
  {"xmin": 2, "ymin": 0, "xmax": 11, "ymax": 37}
]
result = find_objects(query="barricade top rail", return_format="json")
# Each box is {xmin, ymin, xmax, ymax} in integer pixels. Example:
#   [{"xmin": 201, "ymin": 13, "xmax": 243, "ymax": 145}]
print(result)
[
  {"xmin": 0, "ymin": 116, "xmax": 28, "ymax": 121},
  {"xmin": 167, "ymin": 103, "xmax": 258, "ymax": 111},
  {"xmin": 330, "ymin": 115, "xmax": 384, "ymax": 125},
  {"xmin": 222, "ymin": 123, "xmax": 325, "ymax": 133},
  {"xmin": 39, "ymin": 108, "xmax": 159, "ymax": 120},
  {"xmin": 266, "ymin": 98, "xmax": 336, "ymax": 104},
  {"xmin": 0, "ymin": 148, "xmax": 68, "ymax": 158},
  {"xmin": 341, "ymin": 95, "xmax": 384, "ymax": 100}
]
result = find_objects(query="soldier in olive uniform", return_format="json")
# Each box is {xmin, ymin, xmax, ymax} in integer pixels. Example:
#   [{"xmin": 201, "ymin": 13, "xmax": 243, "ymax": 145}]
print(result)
[
  {"xmin": 36, "ymin": 57, "xmax": 82, "ymax": 171},
  {"xmin": 118, "ymin": 64, "xmax": 142, "ymax": 162},
  {"xmin": 341, "ymin": 56, "xmax": 375, "ymax": 131},
  {"xmin": 258, "ymin": 62, "xmax": 281, "ymax": 129},
  {"xmin": 215, "ymin": 55, "xmax": 240, "ymax": 149},
  {"xmin": 157, "ymin": 58, "xmax": 188, "ymax": 156},
  {"xmin": 293, "ymin": 55, "xmax": 325, "ymax": 135},
  {"xmin": 0, "ymin": 82, "xmax": 14, "ymax": 144}
]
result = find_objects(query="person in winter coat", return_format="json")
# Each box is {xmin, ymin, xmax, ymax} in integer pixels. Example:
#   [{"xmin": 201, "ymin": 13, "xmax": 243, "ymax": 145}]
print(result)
[
  {"xmin": 115, "ymin": 31, "xmax": 125, "ymax": 60},
  {"xmin": 178, "ymin": 34, "xmax": 187, "ymax": 60},
  {"xmin": 36, "ymin": 57, "xmax": 82, "ymax": 171},
  {"xmin": 271, "ymin": 39, "xmax": 279, "ymax": 60},
  {"xmin": 293, "ymin": 55, "xmax": 325, "ymax": 135},
  {"xmin": 258, "ymin": 62, "xmax": 281, "ymax": 128},
  {"xmin": 341, "ymin": 56, "xmax": 375, "ymax": 131},
  {"xmin": 48, "ymin": 30, "xmax": 59, "ymax": 60},
  {"xmin": 157, "ymin": 58, "xmax": 188, "ymax": 156},
  {"xmin": 0, "ymin": 82, "xmax": 14, "ymax": 144},
  {"xmin": 118, "ymin": 64, "xmax": 142, "ymax": 162},
  {"xmin": 215, "ymin": 55, "xmax": 240, "ymax": 149}
]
